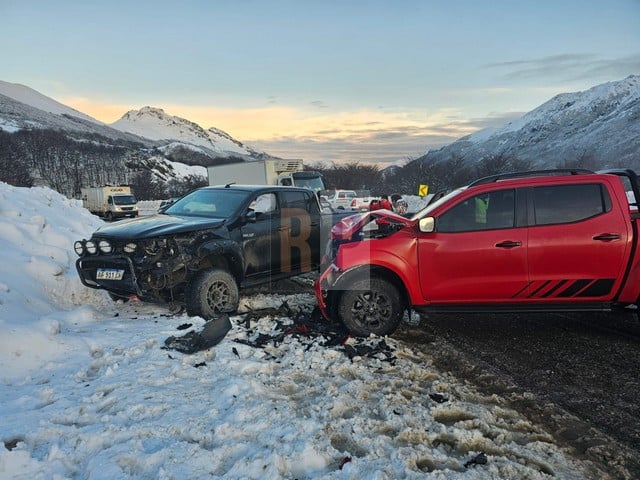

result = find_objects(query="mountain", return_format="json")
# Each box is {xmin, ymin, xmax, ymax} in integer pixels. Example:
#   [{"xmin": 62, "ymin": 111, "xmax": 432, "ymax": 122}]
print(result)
[
  {"xmin": 0, "ymin": 81, "xmax": 267, "ymax": 166},
  {"xmin": 0, "ymin": 80, "xmax": 101, "ymax": 124},
  {"xmin": 0, "ymin": 81, "xmax": 274, "ymax": 196},
  {"xmin": 111, "ymin": 106, "xmax": 264, "ymax": 165},
  {"xmin": 414, "ymin": 75, "xmax": 640, "ymax": 171},
  {"xmin": 0, "ymin": 81, "xmax": 156, "ymax": 145}
]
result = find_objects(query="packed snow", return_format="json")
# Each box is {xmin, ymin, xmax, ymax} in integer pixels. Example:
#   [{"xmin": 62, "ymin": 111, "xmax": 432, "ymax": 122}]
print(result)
[{"xmin": 1, "ymin": 182, "xmax": 599, "ymax": 479}]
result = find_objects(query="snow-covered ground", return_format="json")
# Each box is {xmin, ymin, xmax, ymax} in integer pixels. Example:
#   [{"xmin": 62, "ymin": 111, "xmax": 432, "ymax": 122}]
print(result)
[{"xmin": 0, "ymin": 182, "xmax": 598, "ymax": 479}]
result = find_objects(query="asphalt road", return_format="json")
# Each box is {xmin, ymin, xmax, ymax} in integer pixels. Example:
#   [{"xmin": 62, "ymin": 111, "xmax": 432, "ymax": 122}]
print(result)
[{"xmin": 395, "ymin": 311, "xmax": 640, "ymax": 479}]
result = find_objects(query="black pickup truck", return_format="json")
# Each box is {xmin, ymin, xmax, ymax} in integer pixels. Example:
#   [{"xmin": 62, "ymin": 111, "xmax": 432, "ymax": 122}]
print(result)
[{"xmin": 74, "ymin": 185, "xmax": 349, "ymax": 318}]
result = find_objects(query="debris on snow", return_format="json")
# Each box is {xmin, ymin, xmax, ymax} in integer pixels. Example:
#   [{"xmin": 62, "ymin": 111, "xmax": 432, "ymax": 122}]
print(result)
[{"xmin": 163, "ymin": 315, "xmax": 232, "ymax": 353}]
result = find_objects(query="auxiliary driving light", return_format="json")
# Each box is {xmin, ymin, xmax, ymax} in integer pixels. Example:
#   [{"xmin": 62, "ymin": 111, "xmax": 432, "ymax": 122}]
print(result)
[
  {"xmin": 85, "ymin": 240, "xmax": 97, "ymax": 254},
  {"xmin": 73, "ymin": 241, "xmax": 84, "ymax": 256},
  {"xmin": 98, "ymin": 240, "xmax": 113, "ymax": 254}
]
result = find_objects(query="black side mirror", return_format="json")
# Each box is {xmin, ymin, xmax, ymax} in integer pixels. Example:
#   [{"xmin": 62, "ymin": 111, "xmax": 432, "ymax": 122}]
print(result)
[{"xmin": 245, "ymin": 209, "xmax": 257, "ymax": 223}]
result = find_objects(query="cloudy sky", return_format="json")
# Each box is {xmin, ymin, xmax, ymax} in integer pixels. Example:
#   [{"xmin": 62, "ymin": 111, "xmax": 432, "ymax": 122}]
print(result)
[{"xmin": 1, "ymin": 0, "xmax": 639, "ymax": 165}]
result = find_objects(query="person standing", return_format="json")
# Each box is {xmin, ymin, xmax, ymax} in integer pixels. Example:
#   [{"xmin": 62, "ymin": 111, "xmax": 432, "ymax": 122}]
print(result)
[{"xmin": 379, "ymin": 194, "xmax": 392, "ymax": 210}]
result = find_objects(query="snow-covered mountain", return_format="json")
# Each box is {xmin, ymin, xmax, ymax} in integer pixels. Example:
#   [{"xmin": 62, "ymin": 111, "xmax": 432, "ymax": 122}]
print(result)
[
  {"xmin": 415, "ymin": 75, "xmax": 640, "ymax": 170},
  {"xmin": 0, "ymin": 81, "xmax": 273, "ymax": 190},
  {"xmin": 0, "ymin": 81, "xmax": 268, "ymax": 165},
  {"xmin": 0, "ymin": 81, "xmax": 155, "ymax": 145},
  {"xmin": 0, "ymin": 80, "xmax": 101, "ymax": 125},
  {"xmin": 111, "ymin": 106, "xmax": 263, "ymax": 164}
]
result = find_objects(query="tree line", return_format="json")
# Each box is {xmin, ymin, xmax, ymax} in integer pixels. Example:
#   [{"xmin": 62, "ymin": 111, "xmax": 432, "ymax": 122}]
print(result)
[{"xmin": 0, "ymin": 129, "xmax": 208, "ymax": 200}]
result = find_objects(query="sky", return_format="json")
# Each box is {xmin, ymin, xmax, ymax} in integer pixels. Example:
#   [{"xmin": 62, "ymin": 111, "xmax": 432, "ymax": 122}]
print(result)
[
  {"xmin": 1, "ymin": 0, "xmax": 639, "ymax": 166},
  {"xmin": 0, "ymin": 182, "xmax": 610, "ymax": 478}
]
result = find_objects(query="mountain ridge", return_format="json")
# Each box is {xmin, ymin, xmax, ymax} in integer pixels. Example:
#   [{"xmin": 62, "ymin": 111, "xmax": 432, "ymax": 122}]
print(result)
[{"xmin": 414, "ymin": 75, "xmax": 640, "ymax": 171}]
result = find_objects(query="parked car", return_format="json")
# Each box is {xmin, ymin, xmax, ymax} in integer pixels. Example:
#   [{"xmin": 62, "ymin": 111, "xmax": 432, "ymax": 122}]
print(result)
[
  {"xmin": 325, "ymin": 189, "xmax": 357, "ymax": 210},
  {"xmin": 315, "ymin": 169, "xmax": 640, "ymax": 336},
  {"xmin": 350, "ymin": 196, "xmax": 377, "ymax": 211}
]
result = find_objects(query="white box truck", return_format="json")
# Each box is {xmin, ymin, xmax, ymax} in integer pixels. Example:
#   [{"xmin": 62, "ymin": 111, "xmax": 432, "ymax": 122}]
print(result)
[
  {"xmin": 81, "ymin": 186, "xmax": 139, "ymax": 220},
  {"xmin": 207, "ymin": 159, "xmax": 327, "ymax": 193}
]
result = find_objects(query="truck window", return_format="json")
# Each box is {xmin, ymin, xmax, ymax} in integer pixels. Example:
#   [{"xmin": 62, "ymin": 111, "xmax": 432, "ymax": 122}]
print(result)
[
  {"xmin": 437, "ymin": 189, "xmax": 515, "ymax": 232},
  {"xmin": 113, "ymin": 195, "xmax": 137, "ymax": 205},
  {"xmin": 249, "ymin": 193, "xmax": 277, "ymax": 215},
  {"xmin": 533, "ymin": 184, "xmax": 611, "ymax": 225},
  {"xmin": 280, "ymin": 191, "xmax": 307, "ymax": 212},
  {"xmin": 167, "ymin": 189, "xmax": 247, "ymax": 217}
]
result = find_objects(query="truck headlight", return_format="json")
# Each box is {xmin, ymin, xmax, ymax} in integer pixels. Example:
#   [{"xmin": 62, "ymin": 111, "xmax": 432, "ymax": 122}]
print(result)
[
  {"xmin": 98, "ymin": 240, "xmax": 112, "ymax": 254},
  {"xmin": 74, "ymin": 241, "xmax": 85, "ymax": 256},
  {"xmin": 124, "ymin": 242, "xmax": 137, "ymax": 253},
  {"xmin": 85, "ymin": 240, "xmax": 97, "ymax": 255}
]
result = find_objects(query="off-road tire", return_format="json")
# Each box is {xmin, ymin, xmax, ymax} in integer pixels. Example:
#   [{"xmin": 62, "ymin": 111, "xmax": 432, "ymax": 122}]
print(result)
[
  {"xmin": 186, "ymin": 269, "xmax": 239, "ymax": 319},
  {"xmin": 337, "ymin": 276, "xmax": 404, "ymax": 337}
]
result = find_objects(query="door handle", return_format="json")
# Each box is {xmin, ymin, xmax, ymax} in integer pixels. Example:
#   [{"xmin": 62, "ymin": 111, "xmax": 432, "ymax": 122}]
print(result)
[
  {"xmin": 495, "ymin": 240, "xmax": 522, "ymax": 248},
  {"xmin": 593, "ymin": 233, "xmax": 621, "ymax": 241}
]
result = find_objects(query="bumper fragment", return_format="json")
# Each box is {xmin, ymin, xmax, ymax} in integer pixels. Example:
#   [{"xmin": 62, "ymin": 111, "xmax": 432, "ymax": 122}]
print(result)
[{"xmin": 314, "ymin": 263, "xmax": 340, "ymax": 320}]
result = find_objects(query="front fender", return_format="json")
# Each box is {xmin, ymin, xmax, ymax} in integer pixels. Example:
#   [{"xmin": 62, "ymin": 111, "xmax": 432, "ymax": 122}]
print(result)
[
  {"xmin": 197, "ymin": 239, "xmax": 245, "ymax": 283},
  {"xmin": 331, "ymin": 233, "xmax": 422, "ymax": 303}
]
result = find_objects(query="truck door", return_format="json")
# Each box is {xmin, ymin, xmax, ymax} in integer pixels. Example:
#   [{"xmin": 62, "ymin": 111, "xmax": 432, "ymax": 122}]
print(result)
[
  {"xmin": 526, "ymin": 182, "xmax": 630, "ymax": 301},
  {"xmin": 417, "ymin": 188, "xmax": 529, "ymax": 303},
  {"xmin": 278, "ymin": 190, "xmax": 320, "ymax": 273},
  {"xmin": 241, "ymin": 192, "xmax": 280, "ymax": 277}
]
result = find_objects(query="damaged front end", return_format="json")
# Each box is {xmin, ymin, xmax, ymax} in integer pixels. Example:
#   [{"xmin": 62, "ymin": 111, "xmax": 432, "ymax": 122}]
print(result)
[
  {"xmin": 316, "ymin": 210, "xmax": 411, "ymax": 320},
  {"xmin": 74, "ymin": 230, "xmax": 221, "ymax": 303}
]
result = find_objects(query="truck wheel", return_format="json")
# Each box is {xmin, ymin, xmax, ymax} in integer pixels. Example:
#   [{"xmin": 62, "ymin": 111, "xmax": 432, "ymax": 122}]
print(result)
[
  {"xmin": 186, "ymin": 269, "xmax": 239, "ymax": 319},
  {"xmin": 337, "ymin": 276, "xmax": 404, "ymax": 337},
  {"xmin": 106, "ymin": 211, "xmax": 113, "ymax": 221}
]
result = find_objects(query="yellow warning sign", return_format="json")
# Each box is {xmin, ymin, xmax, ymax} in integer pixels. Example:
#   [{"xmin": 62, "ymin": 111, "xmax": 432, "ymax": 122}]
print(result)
[{"xmin": 418, "ymin": 184, "xmax": 429, "ymax": 197}]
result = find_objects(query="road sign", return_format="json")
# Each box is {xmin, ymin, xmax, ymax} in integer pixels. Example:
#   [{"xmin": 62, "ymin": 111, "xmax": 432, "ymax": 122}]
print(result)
[{"xmin": 418, "ymin": 184, "xmax": 429, "ymax": 197}]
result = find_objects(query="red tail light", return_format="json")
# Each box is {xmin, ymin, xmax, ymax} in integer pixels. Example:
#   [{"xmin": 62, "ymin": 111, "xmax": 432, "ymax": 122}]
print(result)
[{"xmin": 351, "ymin": 199, "xmax": 356, "ymax": 206}]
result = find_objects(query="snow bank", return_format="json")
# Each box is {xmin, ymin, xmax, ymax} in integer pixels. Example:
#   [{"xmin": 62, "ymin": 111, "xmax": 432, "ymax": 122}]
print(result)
[{"xmin": 0, "ymin": 183, "xmax": 107, "ymax": 376}]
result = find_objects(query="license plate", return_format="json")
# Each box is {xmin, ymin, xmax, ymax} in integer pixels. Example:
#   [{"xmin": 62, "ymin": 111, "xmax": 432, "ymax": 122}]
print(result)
[{"xmin": 96, "ymin": 268, "xmax": 125, "ymax": 281}]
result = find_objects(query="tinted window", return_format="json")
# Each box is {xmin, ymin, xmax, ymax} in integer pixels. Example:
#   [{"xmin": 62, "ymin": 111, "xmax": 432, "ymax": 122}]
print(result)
[
  {"xmin": 280, "ymin": 191, "xmax": 307, "ymax": 212},
  {"xmin": 438, "ymin": 189, "xmax": 515, "ymax": 232},
  {"xmin": 533, "ymin": 184, "xmax": 610, "ymax": 225}
]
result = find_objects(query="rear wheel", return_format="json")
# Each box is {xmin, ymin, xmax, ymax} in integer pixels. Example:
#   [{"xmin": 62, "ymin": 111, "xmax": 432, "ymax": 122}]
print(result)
[
  {"xmin": 186, "ymin": 269, "xmax": 239, "ymax": 319},
  {"xmin": 337, "ymin": 276, "xmax": 404, "ymax": 337}
]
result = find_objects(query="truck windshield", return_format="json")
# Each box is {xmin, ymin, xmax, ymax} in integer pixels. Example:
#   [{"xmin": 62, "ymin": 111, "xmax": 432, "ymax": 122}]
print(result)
[
  {"xmin": 163, "ymin": 189, "xmax": 248, "ymax": 218},
  {"xmin": 113, "ymin": 195, "xmax": 137, "ymax": 205},
  {"xmin": 292, "ymin": 175, "xmax": 325, "ymax": 193}
]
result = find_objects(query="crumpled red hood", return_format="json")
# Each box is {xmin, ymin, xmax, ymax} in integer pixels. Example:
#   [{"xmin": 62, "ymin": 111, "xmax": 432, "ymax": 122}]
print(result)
[{"xmin": 330, "ymin": 209, "xmax": 412, "ymax": 240}]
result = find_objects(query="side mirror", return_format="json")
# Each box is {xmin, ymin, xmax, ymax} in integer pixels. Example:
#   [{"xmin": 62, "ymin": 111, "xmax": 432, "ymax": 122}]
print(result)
[
  {"xmin": 418, "ymin": 217, "xmax": 435, "ymax": 233},
  {"xmin": 245, "ymin": 209, "xmax": 257, "ymax": 223}
]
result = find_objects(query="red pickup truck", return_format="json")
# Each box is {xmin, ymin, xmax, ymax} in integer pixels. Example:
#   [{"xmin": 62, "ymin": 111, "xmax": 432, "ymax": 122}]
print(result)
[{"xmin": 314, "ymin": 169, "xmax": 640, "ymax": 336}]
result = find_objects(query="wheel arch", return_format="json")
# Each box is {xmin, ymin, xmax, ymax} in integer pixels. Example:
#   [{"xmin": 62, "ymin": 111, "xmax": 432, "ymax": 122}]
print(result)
[
  {"xmin": 196, "ymin": 239, "xmax": 245, "ymax": 284},
  {"xmin": 332, "ymin": 264, "xmax": 410, "ymax": 312}
]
